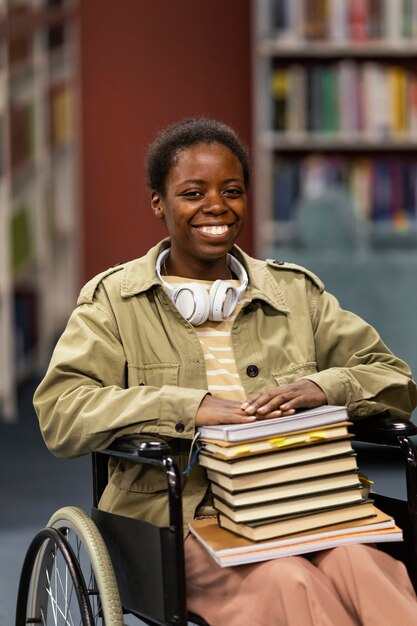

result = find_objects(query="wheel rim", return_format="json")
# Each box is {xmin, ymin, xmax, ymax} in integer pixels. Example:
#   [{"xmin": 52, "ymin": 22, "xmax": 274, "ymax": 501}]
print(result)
[
  {"xmin": 29, "ymin": 529, "xmax": 98, "ymax": 625},
  {"xmin": 22, "ymin": 507, "xmax": 123, "ymax": 626}
]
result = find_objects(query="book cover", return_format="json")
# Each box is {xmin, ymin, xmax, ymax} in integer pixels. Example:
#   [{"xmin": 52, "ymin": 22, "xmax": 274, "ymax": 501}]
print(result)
[
  {"xmin": 199, "ymin": 438, "xmax": 354, "ymax": 476},
  {"xmin": 218, "ymin": 500, "xmax": 380, "ymax": 542},
  {"xmin": 328, "ymin": 0, "xmax": 348, "ymax": 42},
  {"xmin": 189, "ymin": 510, "xmax": 402, "ymax": 567},
  {"xmin": 197, "ymin": 405, "xmax": 349, "ymax": 443},
  {"xmin": 213, "ymin": 486, "xmax": 364, "ymax": 524},
  {"xmin": 10, "ymin": 104, "xmax": 34, "ymax": 172},
  {"xmin": 206, "ymin": 453, "xmax": 358, "ymax": 493},
  {"xmin": 272, "ymin": 68, "xmax": 288, "ymax": 131},
  {"xmin": 272, "ymin": 159, "xmax": 300, "ymax": 222},
  {"xmin": 321, "ymin": 65, "xmax": 338, "ymax": 133},
  {"xmin": 10, "ymin": 202, "xmax": 33, "ymax": 274},
  {"xmin": 287, "ymin": 64, "xmax": 307, "ymax": 133},
  {"xmin": 338, "ymin": 60, "xmax": 360, "ymax": 135},
  {"xmin": 348, "ymin": 0, "xmax": 369, "ymax": 41},
  {"xmin": 306, "ymin": 65, "xmax": 323, "ymax": 133},
  {"xmin": 211, "ymin": 470, "xmax": 361, "ymax": 507}
]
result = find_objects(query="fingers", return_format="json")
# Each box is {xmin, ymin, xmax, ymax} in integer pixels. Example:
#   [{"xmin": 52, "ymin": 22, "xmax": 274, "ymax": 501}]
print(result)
[
  {"xmin": 241, "ymin": 381, "xmax": 327, "ymax": 418},
  {"xmin": 196, "ymin": 395, "xmax": 257, "ymax": 427},
  {"xmin": 196, "ymin": 382, "xmax": 327, "ymax": 426},
  {"xmin": 241, "ymin": 389, "xmax": 293, "ymax": 416}
]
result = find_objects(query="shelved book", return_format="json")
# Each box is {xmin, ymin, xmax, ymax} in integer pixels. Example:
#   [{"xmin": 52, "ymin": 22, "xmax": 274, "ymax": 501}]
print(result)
[{"xmin": 189, "ymin": 507, "xmax": 402, "ymax": 567}]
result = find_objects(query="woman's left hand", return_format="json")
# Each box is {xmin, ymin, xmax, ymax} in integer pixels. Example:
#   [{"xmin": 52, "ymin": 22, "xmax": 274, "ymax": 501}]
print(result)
[{"xmin": 241, "ymin": 380, "xmax": 327, "ymax": 419}]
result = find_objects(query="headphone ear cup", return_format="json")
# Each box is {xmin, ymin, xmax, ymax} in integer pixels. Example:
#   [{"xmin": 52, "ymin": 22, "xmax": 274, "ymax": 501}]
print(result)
[
  {"xmin": 209, "ymin": 280, "xmax": 239, "ymax": 322},
  {"xmin": 171, "ymin": 283, "xmax": 210, "ymax": 325}
]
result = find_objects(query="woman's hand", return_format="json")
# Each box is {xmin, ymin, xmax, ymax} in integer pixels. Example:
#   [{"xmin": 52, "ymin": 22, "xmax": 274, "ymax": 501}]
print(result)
[
  {"xmin": 241, "ymin": 380, "xmax": 327, "ymax": 419},
  {"xmin": 195, "ymin": 395, "xmax": 257, "ymax": 427},
  {"xmin": 195, "ymin": 380, "xmax": 326, "ymax": 426}
]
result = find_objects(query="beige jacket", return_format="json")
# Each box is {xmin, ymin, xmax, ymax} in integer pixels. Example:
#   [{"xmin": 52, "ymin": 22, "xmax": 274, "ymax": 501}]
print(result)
[{"xmin": 34, "ymin": 240, "xmax": 417, "ymax": 533}]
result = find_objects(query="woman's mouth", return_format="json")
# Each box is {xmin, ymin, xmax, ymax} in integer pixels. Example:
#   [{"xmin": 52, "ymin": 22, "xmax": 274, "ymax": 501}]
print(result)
[{"xmin": 194, "ymin": 224, "xmax": 231, "ymax": 236}]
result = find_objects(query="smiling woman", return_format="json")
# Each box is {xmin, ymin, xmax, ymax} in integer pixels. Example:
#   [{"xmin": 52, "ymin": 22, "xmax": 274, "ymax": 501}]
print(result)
[
  {"xmin": 149, "ymin": 127, "xmax": 248, "ymax": 280},
  {"xmin": 33, "ymin": 117, "xmax": 417, "ymax": 625}
]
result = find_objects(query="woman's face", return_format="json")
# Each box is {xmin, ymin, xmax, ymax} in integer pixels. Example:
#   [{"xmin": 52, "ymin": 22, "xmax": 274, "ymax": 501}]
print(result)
[{"xmin": 151, "ymin": 142, "xmax": 247, "ymax": 279}]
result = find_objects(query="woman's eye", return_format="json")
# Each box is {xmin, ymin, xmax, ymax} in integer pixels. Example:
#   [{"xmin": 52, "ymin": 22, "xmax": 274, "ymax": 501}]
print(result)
[
  {"xmin": 224, "ymin": 188, "xmax": 243, "ymax": 197},
  {"xmin": 183, "ymin": 190, "xmax": 203, "ymax": 198}
]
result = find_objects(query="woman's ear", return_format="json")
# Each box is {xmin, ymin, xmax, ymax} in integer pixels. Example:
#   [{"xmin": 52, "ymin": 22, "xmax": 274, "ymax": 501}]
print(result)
[{"xmin": 151, "ymin": 191, "xmax": 165, "ymax": 219}]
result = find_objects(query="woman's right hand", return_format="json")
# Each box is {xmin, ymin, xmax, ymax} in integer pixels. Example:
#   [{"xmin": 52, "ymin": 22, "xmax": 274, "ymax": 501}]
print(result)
[
  {"xmin": 195, "ymin": 395, "xmax": 256, "ymax": 426},
  {"xmin": 195, "ymin": 394, "xmax": 294, "ymax": 427}
]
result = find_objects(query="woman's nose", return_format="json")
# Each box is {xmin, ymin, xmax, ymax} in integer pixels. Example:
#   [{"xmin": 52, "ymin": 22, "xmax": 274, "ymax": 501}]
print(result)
[{"xmin": 202, "ymin": 192, "xmax": 226, "ymax": 213}]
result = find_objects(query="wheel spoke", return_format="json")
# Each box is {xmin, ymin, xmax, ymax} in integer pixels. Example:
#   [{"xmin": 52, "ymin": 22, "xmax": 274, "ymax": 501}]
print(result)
[{"xmin": 20, "ymin": 507, "xmax": 123, "ymax": 626}]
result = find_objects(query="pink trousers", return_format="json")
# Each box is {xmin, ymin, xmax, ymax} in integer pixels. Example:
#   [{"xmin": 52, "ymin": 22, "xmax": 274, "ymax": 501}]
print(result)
[{"xmin": 185, "ymin": 535, "xmax": 417, "ymax": 626}]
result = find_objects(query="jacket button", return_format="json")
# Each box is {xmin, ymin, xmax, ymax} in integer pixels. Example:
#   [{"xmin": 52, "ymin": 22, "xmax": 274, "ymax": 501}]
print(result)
[
  {"xmin": 246, "ymin": 365, "xmax": 259, "ymax": 378},
  {"xmin": 175, "ymin": 423, "xmax": 185, "ymax": 433}
]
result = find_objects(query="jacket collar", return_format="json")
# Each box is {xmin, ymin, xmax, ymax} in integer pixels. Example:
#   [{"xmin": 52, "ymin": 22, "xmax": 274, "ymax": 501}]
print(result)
[{"xmin": 120, "ymin": 238, "xmax": 289, "ymax": 314}]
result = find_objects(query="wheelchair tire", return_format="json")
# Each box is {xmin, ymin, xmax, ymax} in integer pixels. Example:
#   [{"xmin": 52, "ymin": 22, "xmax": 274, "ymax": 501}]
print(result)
[{"xmin": 17, "ymin": 506, "xmax": 124, "ymax": 625}]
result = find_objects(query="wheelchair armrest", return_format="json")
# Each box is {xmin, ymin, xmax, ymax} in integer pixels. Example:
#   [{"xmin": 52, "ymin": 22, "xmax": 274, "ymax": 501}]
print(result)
[
  {"xmin": 351, "ymin": 414, "xmax": 417, "ymax": 446},
  {"xmin": 107, "ymin": 434, "xmax": 172, "ymax": 460},
  {"xmin": 93, "ymin": 434, "xmax": 183, "ymax": 530}
]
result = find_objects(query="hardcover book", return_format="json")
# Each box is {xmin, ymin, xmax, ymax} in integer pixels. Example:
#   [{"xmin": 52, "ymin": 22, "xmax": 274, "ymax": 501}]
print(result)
[
  {"xmin": 213, "ymin": 486, "xmax": 364, "ymax": 524},
  {"xmin": 189, "ymin": 508, "xmax": 401, "ymax": 567},
  {"xmin": 199, "ymin": 438, "xmax": 354, "ymax": 476},
  {"xmin": 206, "ymin": 453, "xmax": 358, "ymax": 492},
  {"xmin": 217, "ymin": 500, "xmax": 382, "ymax": 542},
  {"xmin": 197, "ymin": 405, "xmax": 349, "ymax": 443},
  {"xmin": 200, "ymin": 421, "xmax": 352, "ymax": 460},
  {"xmin": 210, "ymin": 471, "xmax": 361, "ymax": 507}
]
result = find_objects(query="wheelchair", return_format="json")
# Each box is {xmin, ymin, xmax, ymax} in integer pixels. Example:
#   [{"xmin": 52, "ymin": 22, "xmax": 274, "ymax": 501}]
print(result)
[{"xmin": 15, "ymin": 414, "xmax": 417, "ymax": 626}]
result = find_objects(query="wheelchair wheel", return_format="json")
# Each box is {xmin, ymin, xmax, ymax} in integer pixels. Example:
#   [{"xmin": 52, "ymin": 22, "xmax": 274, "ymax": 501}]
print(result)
[{"xmin": 16, "ymin": 506, "xmax": 124, "ymax": 625}]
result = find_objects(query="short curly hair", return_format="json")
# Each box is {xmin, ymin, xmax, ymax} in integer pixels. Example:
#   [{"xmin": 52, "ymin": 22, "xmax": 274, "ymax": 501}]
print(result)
[{"xmin": 145, "ymin": 117, "xmax": 250, "ymax": 195}]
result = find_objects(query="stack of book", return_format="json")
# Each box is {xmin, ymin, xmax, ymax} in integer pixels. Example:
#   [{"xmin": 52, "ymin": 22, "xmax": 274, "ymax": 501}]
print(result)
[{"xmin": 193, "ymin": 405, "xmax": 402, "ymax": 566}]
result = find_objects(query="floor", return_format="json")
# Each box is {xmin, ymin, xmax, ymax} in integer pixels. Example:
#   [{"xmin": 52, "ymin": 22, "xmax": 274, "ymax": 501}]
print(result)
[{"xmin": 0, "ymin": 379, "xmax": 92, "ymax": 624}]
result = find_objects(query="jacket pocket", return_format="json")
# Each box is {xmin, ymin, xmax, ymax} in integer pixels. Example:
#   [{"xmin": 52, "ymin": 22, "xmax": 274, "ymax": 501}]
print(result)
[
  {"xmin": 272, "ymin": 361, "xmax": 318, "ymax": 385},
  {"xmin": 127, "ymin": 363, "xmax": 179, "ymax": 388},
  {"xmin": 110, "ymin": 459, "xmax": 168, "ymax": 494}
]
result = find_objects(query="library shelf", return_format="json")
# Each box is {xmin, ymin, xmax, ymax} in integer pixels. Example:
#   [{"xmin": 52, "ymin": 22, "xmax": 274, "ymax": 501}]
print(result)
[
  {"xmin": 0, "ymin": 0, "xmax": 80, "ymax": 422},
  {"xmin": 252, "ymin": 0, "xmax": 417, "ymax": 256}
]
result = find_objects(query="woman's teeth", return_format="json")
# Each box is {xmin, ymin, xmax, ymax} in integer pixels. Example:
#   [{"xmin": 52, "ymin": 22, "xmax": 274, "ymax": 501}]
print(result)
[{"xmin": 198, "ymin": 225, "xmax": 229, "ymax": 235}]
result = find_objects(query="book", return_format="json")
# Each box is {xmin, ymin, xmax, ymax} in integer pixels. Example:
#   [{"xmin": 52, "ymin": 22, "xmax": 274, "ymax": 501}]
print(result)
[
  {"xmin": 213, "ymin": 486, "xmax": 364, "ymax": 524},
  {"xmin": 189, "ymin": 509, "xmax": 402, "ymax": 567},
  {"xmin": 10, "ymin": 202, "xmax": 33, "ymax": 274},
  {"xmin": 199, "ymin": 438, "xmax": 354, "ymax": 476},
  {"xmin": 200, "ymin": 421, "xmax": 352, "ymax": 460},
  {"xmin": 197, "ymin": 405, "xmax": 349, "ymax": 443},
  {"xmin": 272, "ymin": 68, "xmax": 288, "ymax": 132},
  {"xmin": 211, "ymin": 471, "xmax": 361, "ymax": 507},
  {"xmin": 206, "ymin": 453, "xmax": 359, "ymax": 492},
  {"xmin": 272, "ymin": 159, "xmax": 299, "ymax": 222},
  {"xmin": 218, "ymin": 500, "xmax": 380, "ymax": 542}
]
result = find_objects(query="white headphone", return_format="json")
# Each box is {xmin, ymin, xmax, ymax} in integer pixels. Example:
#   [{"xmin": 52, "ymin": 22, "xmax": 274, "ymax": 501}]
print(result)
[{"xmin": 156, "ymin": 248, "xmax": 248, "ymax": 325}]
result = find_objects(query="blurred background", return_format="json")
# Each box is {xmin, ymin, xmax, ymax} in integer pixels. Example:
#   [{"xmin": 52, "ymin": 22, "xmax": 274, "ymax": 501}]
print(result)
[{"xmin": 1, "ymin": 0, "xmax": 417, "ymax": 622}]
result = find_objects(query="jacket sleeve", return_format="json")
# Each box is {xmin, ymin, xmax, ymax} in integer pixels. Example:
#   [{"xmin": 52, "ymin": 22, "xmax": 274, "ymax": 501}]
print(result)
[
  {"xmin": 303, "ymin": 287, "xmax": 417, "ymax": 419},
  {"xmin": 34, "ymin": 297, "xmax": 207, "ymax": 459}
]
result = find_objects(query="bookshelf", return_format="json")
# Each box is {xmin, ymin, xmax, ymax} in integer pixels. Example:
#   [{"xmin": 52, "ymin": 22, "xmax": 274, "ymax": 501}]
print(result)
[
  {"xmin": 252, "ymin": 0, "xmax": 417, "ymax": 256},
  {"xmin": 0, "ymin": 0, "xmax": 79, "ymax": 422}
]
